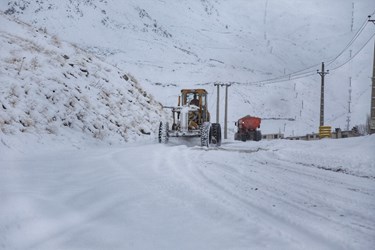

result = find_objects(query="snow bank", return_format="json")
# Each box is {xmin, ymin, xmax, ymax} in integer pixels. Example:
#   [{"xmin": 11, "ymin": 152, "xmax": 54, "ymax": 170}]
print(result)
[
  {"xmin": 269, "ymin": 135, "xmax": 375, "ymax": 178},
  {"xmin": 215, "ymin": 135, "xmax": 375, "ymax": 178}
]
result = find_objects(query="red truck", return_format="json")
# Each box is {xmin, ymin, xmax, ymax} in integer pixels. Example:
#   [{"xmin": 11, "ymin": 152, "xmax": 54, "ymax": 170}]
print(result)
[{"xmin": 234, "ymin": 115, "xmax": 262, "ymax": 141}]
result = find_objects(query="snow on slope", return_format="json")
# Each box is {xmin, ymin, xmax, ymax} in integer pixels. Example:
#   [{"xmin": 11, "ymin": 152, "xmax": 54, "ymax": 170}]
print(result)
[
  {"xmin": 0, "ymin": 12, "xmax": 167, "ymax": 147},
  {"xmin": 1, "ymin": 135, "xmax": 374, "ymax": 250},
  {"xmin": 2, "ymin": 0, "xmax": 375, "ymax": 136}
]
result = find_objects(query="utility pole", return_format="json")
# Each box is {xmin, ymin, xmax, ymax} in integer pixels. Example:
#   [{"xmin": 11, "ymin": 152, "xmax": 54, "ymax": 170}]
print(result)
[
  {"xmin": 347, "ymin": 50, "xmax": 353, "ymax": 131},
  {"xmin": 213, "ymin": 82, "xmax": 231, "ymax": 139},
  {"xmin": 347, "ymin": 77, "xmax": 352, "ymax": 131},
  {"xmin": 224, "ymin": 83, "xmax": 231, "ymax": 139},
  {"xmin": 214, "ymin": 83, "xmax": 223, "ymax": 123},
  {"xmin": 317, "ymin": 62, "xmax": 329, "ymax": 127},
  {"xmin": 369, "ymin": 16, "xmax": 375, "ymax": 134}
]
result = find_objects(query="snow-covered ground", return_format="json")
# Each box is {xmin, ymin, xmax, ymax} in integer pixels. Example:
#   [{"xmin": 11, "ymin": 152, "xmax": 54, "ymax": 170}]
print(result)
[{"xmin": 1, "ymin": 135, "xmax": 374, "ymax": 250}]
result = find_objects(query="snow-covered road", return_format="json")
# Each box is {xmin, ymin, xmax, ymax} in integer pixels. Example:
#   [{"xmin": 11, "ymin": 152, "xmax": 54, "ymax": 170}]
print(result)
[{"xmin": 1, "ymin": 136, "xmax": 374, "ymax": 249}]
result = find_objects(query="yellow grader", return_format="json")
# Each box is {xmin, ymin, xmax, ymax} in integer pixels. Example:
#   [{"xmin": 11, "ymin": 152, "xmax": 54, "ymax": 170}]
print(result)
[{"xmin": 158, "ymin": 89, "xmax": 221, "ymax": 147}]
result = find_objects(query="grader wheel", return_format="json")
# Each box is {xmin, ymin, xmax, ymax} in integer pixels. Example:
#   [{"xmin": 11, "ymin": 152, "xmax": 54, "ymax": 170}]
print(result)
[{"xmin": 158, "ymin": 121, "xmax": 169, "ymax": 144}]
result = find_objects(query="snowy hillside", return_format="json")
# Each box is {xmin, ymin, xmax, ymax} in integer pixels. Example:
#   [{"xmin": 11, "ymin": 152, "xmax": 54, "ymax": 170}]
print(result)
[
  {"xmin": 2, "ymin": 0, "xmax": 375, "ymax": 136},
  {"xmin": 0, "ymin": 12, "xmax": 167, "ymax": 147}
]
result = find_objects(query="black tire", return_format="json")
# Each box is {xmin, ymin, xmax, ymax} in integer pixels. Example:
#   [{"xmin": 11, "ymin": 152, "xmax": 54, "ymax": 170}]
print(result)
[
  {"xmin": 172, "ymin": 123, "xmax": 177, "ymax": 131},
  {"xmin": 158, "ymin": 121, "xmax": 169, "ymax": 143},
  {"xmin": 200, "ymin": 122, "xmax": 210, "ymax": 147},
  {"xmin": 241, "ymin": 133, "xmax": 246, "ymax": 142},
  {"xmin": 255, "ymin": 130, "xmax": 262, "ymax": 141},
  {"xmin": 209, "ymin": 124, "xmax": 213, "ymax": 144},
  {"xmin": 211, "ymin": 123, "xmax": 221, "ymax": 146}
]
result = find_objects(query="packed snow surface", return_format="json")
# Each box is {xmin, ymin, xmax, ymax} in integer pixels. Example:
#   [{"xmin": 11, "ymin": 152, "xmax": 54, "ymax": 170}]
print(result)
[{"xmin": 1, "ymin": 135, "xmax": 374, "ymax": 250}]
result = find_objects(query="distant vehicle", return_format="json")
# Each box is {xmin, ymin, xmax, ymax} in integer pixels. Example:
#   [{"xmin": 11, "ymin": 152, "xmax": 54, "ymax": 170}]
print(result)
[
  {"xmin": 234, "ymin": 115, "xmax": 262, "ymax": 141},
  {"xmin": 159, "ymin": 89, "xmax": 221, "ymax": 147}
]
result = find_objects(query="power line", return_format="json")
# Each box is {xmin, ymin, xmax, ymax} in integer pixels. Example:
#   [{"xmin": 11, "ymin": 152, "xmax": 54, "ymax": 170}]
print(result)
[
  {"xmin": 329, "ymin": 32, "xmax": 375, "ymax": 71},
  {"xmin": 236, "ymin": 30, "xmax": 375, "ymax": 86},
  {"xmin": 326, "ymin": 17, "xmax": 369, "ymax": 66},
  {"xmin": 237, "ymin": 13, "xmax": 375, "ymax": 86},
  {"xmin": 257, "ymin": 72, "xmax": 316, "ymax": 85},
  {"xmin": 327, "ymin": 11, "xmax": 375, "ymax": 67}
]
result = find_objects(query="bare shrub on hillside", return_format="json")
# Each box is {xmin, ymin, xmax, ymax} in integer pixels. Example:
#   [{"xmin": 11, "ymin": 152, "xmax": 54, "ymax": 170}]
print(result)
[
  {"xmin": 46, "ymin": 125, "xmax": 58, "ymax": 134},
  {"xmin": 80, "ymin": 95, "xmax": 91, "ymax": 109},
  {"xmin": 27, "ymin": 42, "xmax": 43, "ymax": 53},
  {"xmin": 9, "ymin": 97, "xmax": 18, "ymax": 108},
  {"xmin": 22, "ymin": 84, "xmax": 30, "ymax": 95},
  {"xmin": 30, "ymin": 57, "xmax": 39, "ymax": 70},
  {"xmin": 127, "ymin": 73, "xmax": 139, "ymax": 85},
  {"xmin": 19, "ymin": 117, "xmax": 34, "ymax": 127},
  {"xmin": 93, "ymin": 129, "xmax": 105, "ymax": 140},
  {"xmin": 38, "ymin": 27, "xmax": 48, "ymax": 34},
  {"xmin": 100, "ymin": 89, "xmax": 111, "ymax": 101},
  {"xmin": 9, "ymin": 85, "xmax": 20, "ymax": 98},
  {"xmin": 54, "ymin": 54, "xmax": 66, "ymax": 65},
  {"xmin": 0, "ymin": 112, "xmax": 12, "ymax": 133},
  {"xmin": 4, "ymin": 57, "xmax": 20, "ymax": 65},
  {"xmin": 51, "ymin": 35, "xmax": 61, "ymax": 47}
]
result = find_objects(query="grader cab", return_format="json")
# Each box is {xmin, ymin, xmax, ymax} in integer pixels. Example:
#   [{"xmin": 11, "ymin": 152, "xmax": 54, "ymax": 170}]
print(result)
[{"xmin": 158, "ymin": 89, "xmax": 221, "ymax": 147}]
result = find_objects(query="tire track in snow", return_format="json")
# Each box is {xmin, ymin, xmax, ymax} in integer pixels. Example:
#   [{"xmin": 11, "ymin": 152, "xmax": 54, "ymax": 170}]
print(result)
[
  {"xmin": 250, "ymin": 152, "xmax": 375, "ymax": 236},
  {"xmin": 114, "ymin": 144, "xmax": 375, "ymax": 249},
  {"xmin": 193, "ymin": 163, "xmax": 340, "ymax": 248},
  {"xmin": 154, "ymin": 147, "xmax": 334, "ymax": 249},
  {"xmin": 203, "ymin": 156, "xmax": 375, "ymax": 247},
  {"xmin": 176, "ymin": 147, "xmax": 374, "ymax": 249},
  {"xmin": 252, "ymin": 152, "xmax": 375, "ymax": 209}
]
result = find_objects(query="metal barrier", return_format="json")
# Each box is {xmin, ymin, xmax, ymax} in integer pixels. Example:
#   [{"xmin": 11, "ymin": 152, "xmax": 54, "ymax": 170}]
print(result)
[{"xmin": 319, "ymin": 126, "xmax": 331, "ymax": 139}]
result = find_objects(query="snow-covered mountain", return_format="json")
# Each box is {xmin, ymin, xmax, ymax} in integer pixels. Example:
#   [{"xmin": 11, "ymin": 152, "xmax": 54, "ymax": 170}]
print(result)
[
  {"xmin": 1, "ymin": 0, "xmax": 375, "ymax": 140},
  {"xmin": 0, "ymin": 12, "xmax": 167, "ymax": 146}
]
